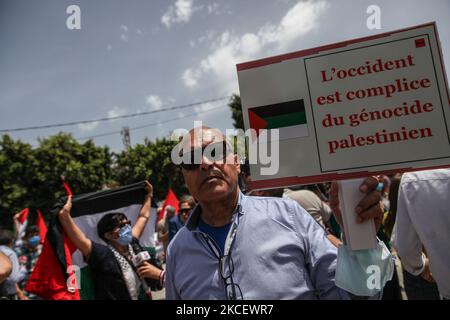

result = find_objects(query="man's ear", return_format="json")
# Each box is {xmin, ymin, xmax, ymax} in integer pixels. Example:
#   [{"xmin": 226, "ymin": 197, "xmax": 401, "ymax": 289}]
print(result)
[{"xmin": 234, "ymin": 154, "xmax": 241, "ymax": 173}]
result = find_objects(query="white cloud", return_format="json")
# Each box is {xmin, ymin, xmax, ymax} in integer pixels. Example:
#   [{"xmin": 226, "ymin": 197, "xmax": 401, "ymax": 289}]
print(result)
[
  {"xmin": 181, "ymin": 0, "xmax": 329, "ymax": 93},
  {"xmin": 78, "ymin": 121, "xmax": 99, "ymax": 131},
  {"xmin": 207, "ymin": 3, "xmax": 220, "ymax": 15},
  {"xmin": 119, "ymin": 24, "xmax": 130, "ymax": 41},
  {"xmin": 136, "ymin": 28, "xmax": 143, "ymax": 35},
  {"xmin": 107, "ymin": 44, "xmax": 113, "ymax": 51},
  {"xmin": 206, "ymin": 2, "xmax": 231, "ymax": 15},
  {"xmin": 194, "ymin": 102, "xmax": 215, "ymax": 113},
  {"xmin": 151, "ymin": 26, "xmax": 160, "ymax": 34},
  {"xmin": 181, "ymin": 68, "xmax": 201, "ymax": 88},
  {"xmin": 167, "ymin": 97, "xmax": 176, "ymax": 104},
  {"xmin": 161, "ymin": 0, "xmax": 194, "ymax": 28},
  {"xmin": 108, "ymin": 106, "xmax": 127, "ymax": 118},
  {"xmin": 189, "ymin": 30, "xmax": 217, "ymax": 48},
  {"xmin": 77, "ymin": 106, "xmax": 128, "ymax": 132},
  {"xmin": 145, "ymin": 95, "xmax": 163, "ymax": 110}
]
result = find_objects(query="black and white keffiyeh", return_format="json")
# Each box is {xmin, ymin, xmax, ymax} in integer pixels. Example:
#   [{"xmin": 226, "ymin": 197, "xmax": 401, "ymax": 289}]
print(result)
[{"xmin": 108, "ymin": 244, "xmax": 140, "ymax": 300}]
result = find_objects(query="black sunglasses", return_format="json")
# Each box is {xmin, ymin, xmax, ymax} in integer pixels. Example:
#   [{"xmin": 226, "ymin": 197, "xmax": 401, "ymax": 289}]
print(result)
[
  {"xmin": 179, "ymin": 141, "xmax": 232, "ymax": 171},
  {"xmin": 219, "ymin": 254, "xmax": 243, "ymax": 300}
]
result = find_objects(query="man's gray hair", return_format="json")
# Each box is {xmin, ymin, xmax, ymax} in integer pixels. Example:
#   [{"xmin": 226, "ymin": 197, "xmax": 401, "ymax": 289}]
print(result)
[{"xmin": 165, "ymin": 205, "xmax": 176, "ymax": 214}]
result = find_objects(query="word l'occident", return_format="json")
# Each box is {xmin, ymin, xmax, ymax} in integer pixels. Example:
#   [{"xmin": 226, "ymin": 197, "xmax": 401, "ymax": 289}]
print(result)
[{"xmin": 320, "ymin": 54, "xmax": 415, "ymax": 82}]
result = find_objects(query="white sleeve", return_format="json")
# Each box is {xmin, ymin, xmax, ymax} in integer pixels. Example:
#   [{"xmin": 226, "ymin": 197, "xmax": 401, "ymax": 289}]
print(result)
[{"xmin": 394, "ymin": 184, "xmax": 426, "ymax": 275}]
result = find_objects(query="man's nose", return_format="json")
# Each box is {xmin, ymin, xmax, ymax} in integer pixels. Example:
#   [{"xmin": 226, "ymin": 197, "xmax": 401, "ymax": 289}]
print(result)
[{"xmin": 199, "ymin": 153, "xmax": 213, "ymax": 170}]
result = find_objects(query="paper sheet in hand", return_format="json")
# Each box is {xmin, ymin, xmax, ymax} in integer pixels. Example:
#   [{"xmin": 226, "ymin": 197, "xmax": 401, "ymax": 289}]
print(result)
[{"xmin": 338, "ymin": 178, "xmax": 377, "ymax": 251}]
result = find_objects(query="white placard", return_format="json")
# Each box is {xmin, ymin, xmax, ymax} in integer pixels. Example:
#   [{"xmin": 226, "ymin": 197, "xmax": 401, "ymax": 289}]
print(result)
[{"xmin": 237, "ymin": 23, "xmax": 450, "ymax": 190}]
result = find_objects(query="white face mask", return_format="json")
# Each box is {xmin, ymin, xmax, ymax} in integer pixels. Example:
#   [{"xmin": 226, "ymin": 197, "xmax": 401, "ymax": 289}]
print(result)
[{"xmin": 335, "ymin": 240, "xmax": 394, "ymax": 297}]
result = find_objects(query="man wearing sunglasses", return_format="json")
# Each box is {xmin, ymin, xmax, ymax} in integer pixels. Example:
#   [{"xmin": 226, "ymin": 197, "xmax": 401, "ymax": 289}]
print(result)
[
  {"xmin": 168, "ymin": 195, "xmax": 196, "ymax": 244},
  {"xmin": 165, "ymin": 126, "xmax": 393, "ymax": 300}
]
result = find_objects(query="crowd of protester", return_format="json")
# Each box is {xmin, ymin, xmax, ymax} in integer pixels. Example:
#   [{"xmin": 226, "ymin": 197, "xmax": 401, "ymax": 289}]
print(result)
[{"xmin": 1, "ymin": 126, "xmax": 448, "ymax": 300}]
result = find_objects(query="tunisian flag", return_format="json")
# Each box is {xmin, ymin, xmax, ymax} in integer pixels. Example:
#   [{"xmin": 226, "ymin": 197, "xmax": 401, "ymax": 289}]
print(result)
[{"xmin": 158, "ymin": 189, "xmax": 179, "ymax": 221}]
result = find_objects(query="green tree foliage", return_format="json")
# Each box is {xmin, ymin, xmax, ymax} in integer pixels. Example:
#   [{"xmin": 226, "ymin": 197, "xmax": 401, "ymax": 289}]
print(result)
[
  {"xmin": 228, "ymin": 94, "xmax": 244, "ymax": 130},
  {"xmin": 0, "ymin": 135, "xmax": 39, "ymax": 228},
  {"xmin": 0, "ymin": 133, "xmax": 112, "ymax": 228},
  {"xmin": 34, "ymin": 133, "xmax": 112, "ymax": 212},
  {"xmin": 0, "ymin": 133, "xmax": 190, "ymax": 229},
  {"xmin": 114, "ymin": 137, "xmax": 188, "ymax": 202}
]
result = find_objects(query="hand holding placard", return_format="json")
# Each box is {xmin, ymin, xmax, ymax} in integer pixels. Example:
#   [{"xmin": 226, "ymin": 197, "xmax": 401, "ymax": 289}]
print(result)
[{"xmin": 330, "ymin": 177, "xmax": 382, "ymax": 250}]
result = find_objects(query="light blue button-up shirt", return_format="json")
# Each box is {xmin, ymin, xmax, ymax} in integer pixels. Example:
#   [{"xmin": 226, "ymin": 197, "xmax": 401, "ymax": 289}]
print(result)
[{"xmin": 165, "ymin": 192, "xmax": 353, "ymax": 300}]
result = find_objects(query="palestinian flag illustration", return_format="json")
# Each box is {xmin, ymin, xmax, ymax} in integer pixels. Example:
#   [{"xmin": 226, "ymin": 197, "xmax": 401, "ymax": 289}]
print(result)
[{"xmin": 248, "ymin": 99, "xmax": 308, "ymax": 141}]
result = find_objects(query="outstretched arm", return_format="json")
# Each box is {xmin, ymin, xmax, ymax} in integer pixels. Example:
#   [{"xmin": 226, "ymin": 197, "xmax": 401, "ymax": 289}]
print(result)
[
  {"xmin": 58, "ymin": 196, "xmax": 92, "ymax": 258},
  {"xmin": 132, "ymin": 181, "xmax": 153, "ymax": 240},
  {"xmin": 13, "ymin": 212, "xmax": 21, "ymax": 239}
]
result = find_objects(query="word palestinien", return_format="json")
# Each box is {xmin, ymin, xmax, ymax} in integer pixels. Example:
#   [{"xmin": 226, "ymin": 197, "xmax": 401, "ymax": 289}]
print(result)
[
  {"xmin": 321, "ymin": 54, "xmax": 415, "ymax": 82},
  {"xmin": 328, "ymin": 126, "xmax": 432, "ymax": 154}
]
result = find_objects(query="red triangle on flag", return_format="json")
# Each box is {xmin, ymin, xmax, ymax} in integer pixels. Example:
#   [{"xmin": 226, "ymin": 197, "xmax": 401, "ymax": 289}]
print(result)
[
  {"xmin": 159, "ymin": 189, "xmax": 179, "ymax": 221},
  {"xmin": 63, "ymin": 182, "xmax": 73, "ymax": 196},
  {"xmin": 248, "ymin": 109, "xmax": 268, "ymax": 138},
  {"xmin": 36, "ymin": 209, "xmax": 48, "ymax": 244},
  {"xmin": 17, "ymin": 208, "xmax": 29, "ymax": 224},
  {"xmin": 25, "ymin": 231, "xmax": 80, "ymax": 300}
]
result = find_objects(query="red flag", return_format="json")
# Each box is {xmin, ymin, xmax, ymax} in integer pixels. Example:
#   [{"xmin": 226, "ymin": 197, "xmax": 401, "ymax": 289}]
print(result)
[
  {"xmin": 36, "ymin": 209, "xmax": 48, "ymax": 244},
  {"xmin": 17, "ymin": 208, "xmax": 29, "ymax": 224},
  {"xmin": 15, "ymin": 208, "xmax": 29, "ymax": 239},
  {"xmin": 63, "ymin": 181, "xmax": 73, "ymax": 196},
  {"xmin": 25, "ymin": 232, "xmax": 80, "ymax": 300},
  {"xmin": 159, "ymin": 189, "xmax": 179, "ymax": 221}
]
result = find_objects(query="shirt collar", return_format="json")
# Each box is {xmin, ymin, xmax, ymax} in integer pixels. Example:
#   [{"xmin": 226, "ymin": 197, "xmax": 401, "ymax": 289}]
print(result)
[{"xmin": 186, "ymin": 190, "xmax": 246, "ymax": 231}]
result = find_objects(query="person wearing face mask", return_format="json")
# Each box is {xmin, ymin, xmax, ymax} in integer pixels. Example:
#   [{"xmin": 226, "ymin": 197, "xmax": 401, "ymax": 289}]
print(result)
[
  {"xmin": 57, "ymin": 181, "xmax": 164, "ymax": 300},
  {"xmin": 15, "ymin": 226, "xmax": 43, "ymax": 299}
]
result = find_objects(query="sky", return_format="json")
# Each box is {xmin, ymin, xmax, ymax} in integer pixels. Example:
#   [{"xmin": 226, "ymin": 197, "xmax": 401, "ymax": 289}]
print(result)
[{"xmin": 1, "ymin": 0, "xmax": 449, "ymax": 152}]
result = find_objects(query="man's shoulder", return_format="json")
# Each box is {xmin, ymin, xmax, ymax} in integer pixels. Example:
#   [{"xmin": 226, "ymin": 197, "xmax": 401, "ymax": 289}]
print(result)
[
  {"xmin": 242, "ymin": 195, "xmax": 310, "ymax": 225},
  {"xmin": 0, "ymin": 245, "xmax": 13, "ymax": 255},
  {"xmin": 243, "ymin": 194, "xmax": 301, "ymax": 212},
  {"xmin": 169, "ymin": 215, "xmax": 181, "ymax": 224},
  {"xmin": 168, "ymin": 215, "xmax": 176, "ymax": 223},
  {"xmin": 241, "ymin": 195, "xmax": 318, "ymax": 239},
  {"xmin": 167, "ymin": 226, "xmax": 191, "ymax": 253},
  {"xmin": 403, "ymin": 169, "xmax": 450, "ymax": 184}
]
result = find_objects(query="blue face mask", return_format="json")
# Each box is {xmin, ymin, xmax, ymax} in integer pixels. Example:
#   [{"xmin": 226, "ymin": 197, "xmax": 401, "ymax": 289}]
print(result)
[
  {"xmin": 28, "ymin": 235, "xmax": 40, "ymax": 247},
  {"xmin": 116, "ymin": 224, "xmax": 133, "ymax": 246},
  {"xmin": 335, "ymin": 240, "xmax": 394, "ymax": 297}
]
